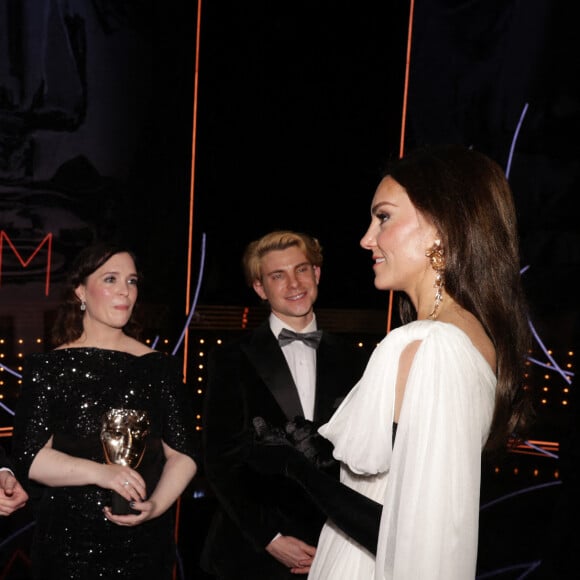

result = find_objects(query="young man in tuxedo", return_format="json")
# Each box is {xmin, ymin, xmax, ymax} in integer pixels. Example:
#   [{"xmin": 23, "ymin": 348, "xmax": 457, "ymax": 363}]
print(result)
[
  {"xmin": 0, "ymin": 445, "xmax": 28, "ymax": 516},
  {"xmin": 201, "ymin": 230, "xmax": 368, "ymax": 579}
]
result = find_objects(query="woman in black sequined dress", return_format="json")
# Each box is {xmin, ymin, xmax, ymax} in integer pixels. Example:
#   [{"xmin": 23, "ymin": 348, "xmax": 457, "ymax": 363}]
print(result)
[{"xmin": 12, "ymin": 242, "xmax": 198, "ymax": 580}]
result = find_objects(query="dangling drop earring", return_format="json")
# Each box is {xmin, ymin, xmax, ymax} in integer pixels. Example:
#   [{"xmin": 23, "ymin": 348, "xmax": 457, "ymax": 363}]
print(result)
[
  {"xmin": 425, "ymin": 240, "xmax": 445, "ymax": 320},
  {"xmin": 80, "ymin": 301, "xmax": 86, "ymax": 312}
]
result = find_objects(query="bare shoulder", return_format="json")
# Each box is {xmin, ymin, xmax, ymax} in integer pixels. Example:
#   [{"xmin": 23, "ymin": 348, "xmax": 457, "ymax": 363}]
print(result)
[
  {"xmin": 399, "ymin": 340, "xmax": 422, "ymax": 374},
  {"xmin": 55, "ymin": 336, "xmax": 154, "ymax": 356},
  {"xmin": 394, "ymin": 340, "xmax": 422, "ymax": 421},
  {"xmin": 441, "ymin": 309, "xmax": 496, "ymax": 373},
  {"xmin": 124, "ymin": 337, "xmax": 155, "ymax": 357}
]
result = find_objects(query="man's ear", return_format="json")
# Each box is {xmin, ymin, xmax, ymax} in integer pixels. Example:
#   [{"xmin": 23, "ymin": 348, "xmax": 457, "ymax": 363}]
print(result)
[
  {"xmin": 313, "ymin": 265, "xmax": 321, "ymax": 285},
  {"xmin": 252, "ymin": 280, "xmax": 268, "ymax": 301}
]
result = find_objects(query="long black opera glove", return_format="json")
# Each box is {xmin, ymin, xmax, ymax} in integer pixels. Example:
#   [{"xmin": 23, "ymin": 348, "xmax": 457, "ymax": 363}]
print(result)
[{"xmin": 251, "ymin": 417, "xmax": 382, "ymax": 555}]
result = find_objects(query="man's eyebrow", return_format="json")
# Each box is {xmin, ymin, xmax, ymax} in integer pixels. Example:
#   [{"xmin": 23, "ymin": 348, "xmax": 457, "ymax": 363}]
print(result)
[{"xmin": 264, "ymin": 262, "xmax": 311, "ymax": 276}]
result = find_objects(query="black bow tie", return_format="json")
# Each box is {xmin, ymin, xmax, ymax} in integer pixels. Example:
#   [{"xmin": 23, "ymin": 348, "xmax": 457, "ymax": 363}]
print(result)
[{"xmin": 278, "ymin": 328, "xmax": 322, "ymax": 349}]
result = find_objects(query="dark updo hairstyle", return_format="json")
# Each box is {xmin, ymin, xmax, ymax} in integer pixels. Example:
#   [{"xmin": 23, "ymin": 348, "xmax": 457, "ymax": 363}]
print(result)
[{"xmin": 50, "ymin": 241, "xmax": 143, "ymax": 347}]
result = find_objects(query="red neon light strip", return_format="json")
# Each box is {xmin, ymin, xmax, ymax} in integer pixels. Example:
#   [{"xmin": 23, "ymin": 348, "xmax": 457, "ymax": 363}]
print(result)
[
  {"xmin": 173, "ymin": 2, "xmax": 204, "ymax": 575},
  {"xmin": 387, "ymin": 0, "xmax": 415, "ymax": 334},
  {"xmin": 0, "ymin": 231, "xmax": 53, "ymax": 296}
]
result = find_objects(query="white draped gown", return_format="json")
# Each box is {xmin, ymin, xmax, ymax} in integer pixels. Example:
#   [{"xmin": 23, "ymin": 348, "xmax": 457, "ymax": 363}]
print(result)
[{"xmin": 308, "ymin": 320, "xmax": 496, "ymax": 580}]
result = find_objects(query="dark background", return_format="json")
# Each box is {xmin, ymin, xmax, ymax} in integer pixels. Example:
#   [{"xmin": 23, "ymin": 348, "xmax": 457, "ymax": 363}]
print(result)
[
  {"xmin": 2, "ymin": 0, "xmax": 577, "ymax": 326},
  {"xmin": 192, "ymin": 0, "xmax": 580, "ymax": 327},
  {"xmin": 1, "ymin": 1, "xmax": 579, "ymax": 579}
]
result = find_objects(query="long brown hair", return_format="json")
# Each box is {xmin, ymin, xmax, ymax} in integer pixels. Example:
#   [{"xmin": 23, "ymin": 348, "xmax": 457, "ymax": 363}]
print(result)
[{"xmin": 385, "ymin": 144, "xmax": 534, "ymax": 452}]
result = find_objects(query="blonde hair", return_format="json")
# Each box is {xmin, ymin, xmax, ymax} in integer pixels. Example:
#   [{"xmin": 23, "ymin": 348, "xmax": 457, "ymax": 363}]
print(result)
[{"xmin": 242, "ymin": 230, "xmax": 323, "ymax": 286}]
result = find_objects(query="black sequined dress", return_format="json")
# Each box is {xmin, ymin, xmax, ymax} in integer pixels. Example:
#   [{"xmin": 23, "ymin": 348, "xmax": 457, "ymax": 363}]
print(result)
[{"xmin": 12, "ymin": 349, "xmax": 197, "ymax": 580}]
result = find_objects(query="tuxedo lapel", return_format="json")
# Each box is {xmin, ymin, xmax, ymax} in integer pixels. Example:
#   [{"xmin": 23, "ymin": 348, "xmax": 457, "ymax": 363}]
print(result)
[
  {"xmin": 313, "ymin": 333, "xmax": 351, "ymax": 423},
  {"xmin": 241, "ymin": 323, "xmax": 304, "ymax": 421}
]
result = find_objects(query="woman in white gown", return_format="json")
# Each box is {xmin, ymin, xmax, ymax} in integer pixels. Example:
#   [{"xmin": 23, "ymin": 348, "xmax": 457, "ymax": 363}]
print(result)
[
  {"xmin": 309, "ymin": 321, "xmax": 497, "ymax": 579},
  {"xmin": 251, "ymin": 144, "xmax": 533, "ymax": 579}
]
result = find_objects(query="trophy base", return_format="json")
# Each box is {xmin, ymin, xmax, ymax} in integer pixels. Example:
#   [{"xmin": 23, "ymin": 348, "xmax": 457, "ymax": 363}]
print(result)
[{"xmin": 111, "ymin": 491, "xmax": 141, "ymax": 515}]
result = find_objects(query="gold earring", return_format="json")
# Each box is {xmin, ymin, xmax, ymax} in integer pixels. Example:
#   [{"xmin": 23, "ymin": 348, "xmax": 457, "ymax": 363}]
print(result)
[{"xmin": 425, "ymin": 240, "xmax": 445, "ymax": 320}]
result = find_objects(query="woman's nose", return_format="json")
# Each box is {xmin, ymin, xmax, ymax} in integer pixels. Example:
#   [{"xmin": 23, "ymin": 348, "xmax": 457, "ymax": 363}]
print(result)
[{"xmin": 360, "ymin": 225, "xmax": 375, "ymax": 250}]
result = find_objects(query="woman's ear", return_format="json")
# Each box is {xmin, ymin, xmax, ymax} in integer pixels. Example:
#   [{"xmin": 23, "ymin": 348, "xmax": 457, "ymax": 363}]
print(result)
[{"xmin": 74, "ymin": 285, "xmax": 85, "ymax": 303}]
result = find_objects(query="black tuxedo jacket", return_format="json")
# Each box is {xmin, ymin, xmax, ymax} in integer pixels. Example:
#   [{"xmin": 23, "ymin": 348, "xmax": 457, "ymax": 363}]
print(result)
[{"xmin": 201, "ymin": 320, "xmax": 368, "ymax": 578}]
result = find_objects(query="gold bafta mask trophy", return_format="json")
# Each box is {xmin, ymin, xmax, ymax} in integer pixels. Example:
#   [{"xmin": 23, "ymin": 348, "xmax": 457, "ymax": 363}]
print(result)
[{"xmin": 100, "ymin": 408, "xmax": 151, "ymax": 515}]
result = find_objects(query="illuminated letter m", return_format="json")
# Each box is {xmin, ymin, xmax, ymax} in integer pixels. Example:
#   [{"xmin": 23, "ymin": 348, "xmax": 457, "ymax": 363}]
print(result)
[{"xmin": 0, "ymin": 232, "xmax": 53, "ymax": 296}]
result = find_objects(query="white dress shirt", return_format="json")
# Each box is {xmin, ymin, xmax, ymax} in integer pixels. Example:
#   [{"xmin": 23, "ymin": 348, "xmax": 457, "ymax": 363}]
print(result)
[{"xmin": 269, "ymin": 313, "xmax": 318, "ymax": 421}]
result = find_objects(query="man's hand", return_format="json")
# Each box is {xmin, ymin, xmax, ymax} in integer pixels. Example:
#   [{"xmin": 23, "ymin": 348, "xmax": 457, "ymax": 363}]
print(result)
[
  {"xmin": 266, "ymin": 535, "xmax": 316, "ymax": 575},
  {"xmin": 0, "ymin": 470, "xmax": 29, "ymax": 515}
]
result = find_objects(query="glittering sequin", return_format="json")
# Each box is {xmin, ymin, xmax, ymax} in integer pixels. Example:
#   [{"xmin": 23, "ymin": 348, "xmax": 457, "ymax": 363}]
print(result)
[{"xmin": 12, "ymin": 348, "xmax": 197, "ymax": 580}]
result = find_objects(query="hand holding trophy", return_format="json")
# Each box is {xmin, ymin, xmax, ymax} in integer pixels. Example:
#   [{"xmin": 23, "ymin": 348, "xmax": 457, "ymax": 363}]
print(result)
[{"xmin": 100, "ymin": 408, "xmax": 151, "ymax": 515}]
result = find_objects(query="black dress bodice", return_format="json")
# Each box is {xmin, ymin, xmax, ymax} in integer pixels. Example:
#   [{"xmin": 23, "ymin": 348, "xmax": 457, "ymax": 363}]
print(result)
[{"xmin": 12, "ymin": 348, "xmax": 196, "ymax": 580}]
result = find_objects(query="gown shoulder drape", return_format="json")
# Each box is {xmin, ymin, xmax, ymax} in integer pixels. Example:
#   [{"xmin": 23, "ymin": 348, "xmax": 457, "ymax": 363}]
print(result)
[{"xmin": 308, "ymin": 321, "xmax": 496, "ymax": 580}]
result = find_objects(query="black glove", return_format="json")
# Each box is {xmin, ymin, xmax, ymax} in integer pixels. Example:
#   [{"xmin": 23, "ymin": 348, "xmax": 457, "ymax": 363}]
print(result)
[
  {"xmin": 250, "ymin": 416, "xmax": 297, "ymax": 476},
  {"xmin": 250, "ymin": 416, "xmax": 382, "ymax": 555},
  {"xmin": 253, "ymin": 416, "xmax": 291, "ymax": 446},
  {"xmin": 252, "ymin": 416, "xmax": 336, "ymax": 470}
]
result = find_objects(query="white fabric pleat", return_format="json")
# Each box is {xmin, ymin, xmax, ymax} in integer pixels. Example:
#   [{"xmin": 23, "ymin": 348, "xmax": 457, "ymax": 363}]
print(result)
[{"xmin": 309, "ymin": 320, "xmax": 496, "ymax": 580}]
